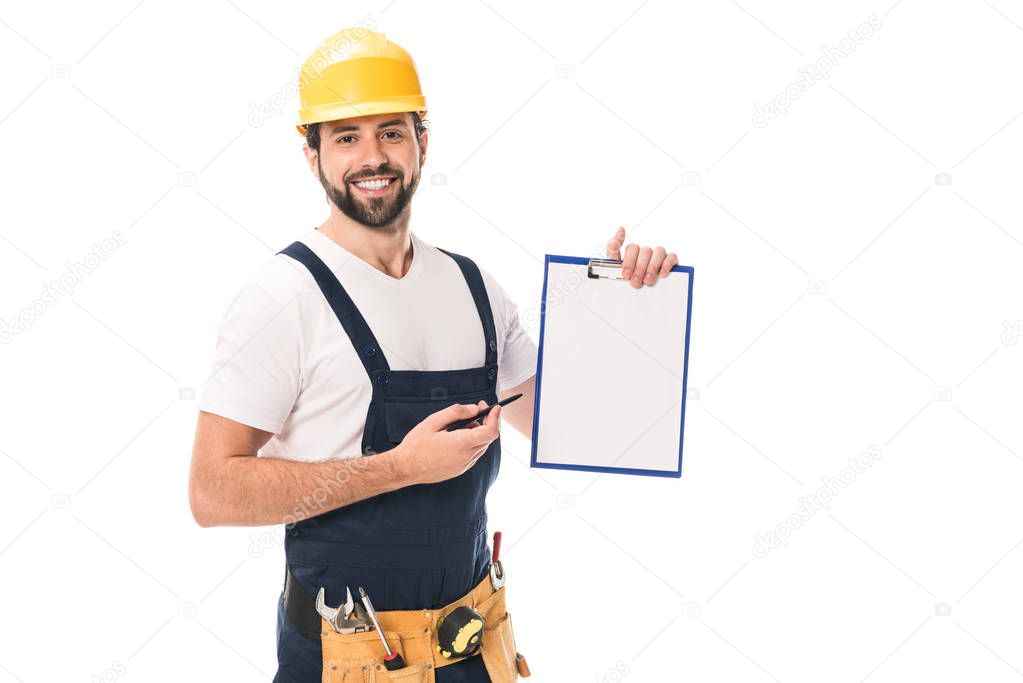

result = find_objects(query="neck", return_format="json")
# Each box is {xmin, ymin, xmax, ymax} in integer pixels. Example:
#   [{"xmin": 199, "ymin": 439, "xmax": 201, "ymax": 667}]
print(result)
[{"xmin": 317, "ymin": 205, "xmax": 414, "ymax": 279}]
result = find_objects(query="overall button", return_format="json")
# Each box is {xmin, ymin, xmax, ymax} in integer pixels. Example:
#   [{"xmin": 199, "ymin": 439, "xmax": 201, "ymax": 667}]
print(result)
[
  {"xmin": 488, "ymin": 339, "xmax": 497, "ymax": 352},
  {"xmin": 363, "ymin": 345, "xmax": 377, "ymax": 358},
  {"xmin": 487, "ymin": 368, "xmax": 497, "ymax": 380},
  {"xmin": 375, "ymin": 374, "xmax": 389, "ymax": 386}
]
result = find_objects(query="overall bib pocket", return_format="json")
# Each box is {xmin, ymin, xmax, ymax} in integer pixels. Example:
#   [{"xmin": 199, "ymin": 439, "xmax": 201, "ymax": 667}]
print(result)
[{"xmin": 382, "ymin": 394, "xmax": 489, "ymax": 446}]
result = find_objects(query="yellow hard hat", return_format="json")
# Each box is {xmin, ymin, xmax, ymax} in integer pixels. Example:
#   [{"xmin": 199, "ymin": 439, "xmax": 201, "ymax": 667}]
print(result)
[{"xmin": 295, "ymin": 28, "xmax": 427, "ymax": 136}]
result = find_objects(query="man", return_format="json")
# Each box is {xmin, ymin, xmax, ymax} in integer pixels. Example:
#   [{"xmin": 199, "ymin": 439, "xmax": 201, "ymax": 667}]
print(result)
[{"xmin": 189, "ymin": 28, "xmax": 678, "ymax": 682}]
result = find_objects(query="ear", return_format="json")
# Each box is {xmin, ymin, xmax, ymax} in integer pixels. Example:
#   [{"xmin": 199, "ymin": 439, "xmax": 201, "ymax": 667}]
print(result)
[
  {"xmin": 302, "ymin": 143, "xmax": 320, "ymax": 180},
  {"xmin": 418, "ymin": 128, "xmax": 429, "ymax": 167}
]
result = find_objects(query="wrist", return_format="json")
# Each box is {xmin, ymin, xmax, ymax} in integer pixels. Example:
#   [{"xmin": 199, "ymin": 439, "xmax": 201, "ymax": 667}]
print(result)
[{"xmin": 384, "ymin": 443, "xmax": 416, "ymax": 488}]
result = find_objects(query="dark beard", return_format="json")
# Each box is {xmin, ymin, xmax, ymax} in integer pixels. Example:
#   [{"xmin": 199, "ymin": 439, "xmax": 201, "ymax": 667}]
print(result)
[{"xmin": 318, "ymin": 158, "xmax": 419, "ymax": 229}]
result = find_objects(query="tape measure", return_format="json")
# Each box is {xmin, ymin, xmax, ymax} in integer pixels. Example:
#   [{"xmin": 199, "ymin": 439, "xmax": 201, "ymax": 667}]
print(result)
[{"xmin": 436, "ymin": 605, "xmax": 485, "ymax": 659}]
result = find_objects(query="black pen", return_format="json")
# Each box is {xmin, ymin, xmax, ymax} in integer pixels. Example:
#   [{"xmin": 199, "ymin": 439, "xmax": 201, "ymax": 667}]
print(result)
[{"xmin": 445, "ymin": 393, "xmax": 523, "ymax": 431}]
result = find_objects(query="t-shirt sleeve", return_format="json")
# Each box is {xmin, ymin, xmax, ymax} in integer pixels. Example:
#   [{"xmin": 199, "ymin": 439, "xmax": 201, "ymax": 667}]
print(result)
[
  {"xmin": 198, "ymin": 280, "xmax": 302, "ymax": 434},
  {"xmin": 481, "ymin": 269, "xmax": 538, "ymax": 393}
]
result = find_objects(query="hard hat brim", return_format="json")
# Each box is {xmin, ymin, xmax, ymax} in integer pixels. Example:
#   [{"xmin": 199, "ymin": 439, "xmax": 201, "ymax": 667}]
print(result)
[{"xmin": 295, "ymin": 98, "xmax": 427, "ymax": 136}]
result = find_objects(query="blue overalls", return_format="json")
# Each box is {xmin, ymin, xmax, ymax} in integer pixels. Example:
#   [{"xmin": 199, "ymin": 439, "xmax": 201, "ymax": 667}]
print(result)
[{"xmin": 273, "ymin": 240, "xmax": 500, "ymax": 683}]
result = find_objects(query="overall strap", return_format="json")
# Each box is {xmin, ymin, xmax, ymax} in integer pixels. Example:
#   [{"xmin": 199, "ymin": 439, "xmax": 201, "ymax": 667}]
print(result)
[
  {"xmin": 277, "ymin": 241, "xmax": 390, "ymax": 375},
  {"xmin": 438, "ymin": 249, "xmax": 498, "ymax": 367}
]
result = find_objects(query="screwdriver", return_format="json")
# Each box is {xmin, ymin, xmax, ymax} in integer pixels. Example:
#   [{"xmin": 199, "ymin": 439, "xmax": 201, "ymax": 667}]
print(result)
[{"xmin": 358, "ymin": 586, "xmax": 406, "ymax": 671}]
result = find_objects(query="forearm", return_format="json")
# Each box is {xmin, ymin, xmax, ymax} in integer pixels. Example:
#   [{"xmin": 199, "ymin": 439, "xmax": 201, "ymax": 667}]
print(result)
[
  {"xmin": 500, "ymin": 375, "xmax": 536, "ymax": 439},
  {"xmin": 191, "ymin": 447, "xmax": 411, "ymax": 527}
]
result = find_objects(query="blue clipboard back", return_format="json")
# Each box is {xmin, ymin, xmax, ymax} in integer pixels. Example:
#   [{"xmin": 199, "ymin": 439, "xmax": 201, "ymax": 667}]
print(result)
[{"xmin": 530, "ymin": 255, "xmax": 693, "ymax": 478}]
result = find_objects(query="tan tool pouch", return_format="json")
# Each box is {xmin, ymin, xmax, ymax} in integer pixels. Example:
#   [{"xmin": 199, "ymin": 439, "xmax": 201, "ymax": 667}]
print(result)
[{"xmin": 320, "ymin": 576, "xmax": 529, "ymax": 682}]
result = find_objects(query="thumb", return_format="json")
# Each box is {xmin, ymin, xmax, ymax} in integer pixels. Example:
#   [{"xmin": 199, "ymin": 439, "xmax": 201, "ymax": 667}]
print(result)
[{"xmin": 606, "ymin": 226, "xmax": 625, "ymax": 260}]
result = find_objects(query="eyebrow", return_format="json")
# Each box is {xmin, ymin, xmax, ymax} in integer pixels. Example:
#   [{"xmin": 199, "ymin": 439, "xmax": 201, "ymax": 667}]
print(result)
[{"xmin": 330, "ymin": 119, "xmax": 407, "ymax": 134}]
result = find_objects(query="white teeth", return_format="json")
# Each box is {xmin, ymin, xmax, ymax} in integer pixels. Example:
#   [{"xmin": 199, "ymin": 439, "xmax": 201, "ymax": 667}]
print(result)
[{"xmin": 355, "ymin": 178, "xmax": 393, "ymax": 190}]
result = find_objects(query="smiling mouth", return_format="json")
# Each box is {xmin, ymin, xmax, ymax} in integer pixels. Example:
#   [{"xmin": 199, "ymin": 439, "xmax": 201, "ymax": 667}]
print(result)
[{"xmin": 351, "ymin": 177, "xmax": 397, "ymax": 194}]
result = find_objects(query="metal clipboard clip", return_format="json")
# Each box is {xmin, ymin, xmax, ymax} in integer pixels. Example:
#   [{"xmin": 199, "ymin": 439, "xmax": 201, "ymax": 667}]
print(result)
[{"xmin": 587, "ymin": 258, "xmax": 626, "ymax": 280}]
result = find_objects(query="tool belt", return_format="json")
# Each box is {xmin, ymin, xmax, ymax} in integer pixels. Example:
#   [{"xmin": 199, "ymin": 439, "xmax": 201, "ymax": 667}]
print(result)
[{"xmin": 286, "ymin": 569, "xmax": 530, "ymax": 682}]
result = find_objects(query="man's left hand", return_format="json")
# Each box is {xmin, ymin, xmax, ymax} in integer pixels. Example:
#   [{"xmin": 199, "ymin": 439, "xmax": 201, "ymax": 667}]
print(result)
[{"xmin": 605, "ymin": 226, "xmax": 679, "ymax": 288}]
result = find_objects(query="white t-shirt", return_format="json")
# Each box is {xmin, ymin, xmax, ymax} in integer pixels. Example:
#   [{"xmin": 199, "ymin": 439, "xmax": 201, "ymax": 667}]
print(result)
[{"xmin": 198, "ymin": 228, "xmax": 538, "ymax": 462}]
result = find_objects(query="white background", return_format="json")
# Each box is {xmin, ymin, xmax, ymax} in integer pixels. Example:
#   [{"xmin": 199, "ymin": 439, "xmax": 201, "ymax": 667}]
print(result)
[{"xmin": 2, "ymin": 1, "xmax": 1022, "ymax": 681}]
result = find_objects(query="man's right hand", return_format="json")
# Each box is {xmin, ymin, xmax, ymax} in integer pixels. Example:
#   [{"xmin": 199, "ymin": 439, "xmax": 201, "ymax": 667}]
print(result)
[{"xmin": 395, "ymin": 401, "xmax": 502, "ymax": 486}]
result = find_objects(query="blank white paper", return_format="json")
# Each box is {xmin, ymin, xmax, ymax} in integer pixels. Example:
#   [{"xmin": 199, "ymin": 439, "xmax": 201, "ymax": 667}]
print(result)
[{"xmin": 532, "ymin": 259, "xmax": 691, "ymax": 475}]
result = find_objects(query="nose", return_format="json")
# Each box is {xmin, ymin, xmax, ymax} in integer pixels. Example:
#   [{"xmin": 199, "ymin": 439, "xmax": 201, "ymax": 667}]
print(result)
[{"xmin": 359, "ymin": 134, "xmax": 389, "ymax": 170}]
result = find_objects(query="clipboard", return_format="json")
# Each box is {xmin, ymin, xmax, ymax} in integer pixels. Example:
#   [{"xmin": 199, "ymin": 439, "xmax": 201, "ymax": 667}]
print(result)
[{"xmin": 529, "ymin": 255, "xmax": 694, "ymax": 478}]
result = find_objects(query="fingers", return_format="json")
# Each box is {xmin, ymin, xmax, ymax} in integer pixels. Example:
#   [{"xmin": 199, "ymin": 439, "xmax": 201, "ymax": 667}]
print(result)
[
  {"xmin": 623, "ymin": 245, "xmax": 678, "ymax": 287},
  {"xmin": 484, "ymin": 403, "xmax": 501, "ymax": 427},
  {"xmin": 606, "ymin": 226, "xmax": 625, "ymax": 260},
  {"xmin": 465, "ymin": 404, "xmax": 501, "ymax": 449},
  {"xmin": 643, "ymin": 246, "xmax": 666, "ymax": 285},
  {"xmin": 659, "ymin": 251, "xmax": 678, "ymax": 278},
  {"xmin": 448, "ymin": 403, "xmax": 501, "ymax": 472},
  {"xmin": 621, "ymin": 243, "xmax": 639, "ymax": 280},
  {"xmin": 463, "ymin": 400, "xmax": 488, "ymax": 429},
  {"xmin": 629, "ymin": 246, "xmax": 652, "ymax": 288}
]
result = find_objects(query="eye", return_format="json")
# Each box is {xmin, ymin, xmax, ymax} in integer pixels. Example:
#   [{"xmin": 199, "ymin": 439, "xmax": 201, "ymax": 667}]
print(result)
[
  {"xmin": 382, "ymin": 130, "xmax": 403, "ymax": 141},
  {"xmin": 336, "ymin": 135, "xmax": 355, "ymax": 144}
]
